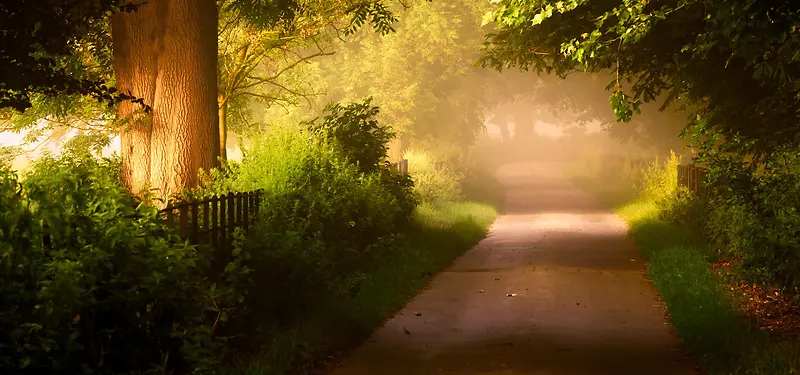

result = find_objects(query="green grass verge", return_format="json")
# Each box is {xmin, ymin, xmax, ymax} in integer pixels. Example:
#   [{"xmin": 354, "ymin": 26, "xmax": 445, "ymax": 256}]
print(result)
[
  {"xmin": 574, "ymin": 178, "xmax": 800, "ymax": 375},
  {"xmin": 225, "ymin": 201, "xmax": 497, "ymax": 375}
]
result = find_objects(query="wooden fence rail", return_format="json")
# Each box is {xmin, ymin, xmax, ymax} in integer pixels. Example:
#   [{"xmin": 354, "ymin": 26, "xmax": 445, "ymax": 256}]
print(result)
[
  {"xmin": 388, "ymin": 159, "xmax": 409, "ymax": 176},
  {"xmin": 677, "ymin": 164, "xmax": 712, "ymax": 197},
  {"xmin": 41, "ymin": 159, "xmax": 408, "ymax": 252},
  {"xmin": 160, "ymin": 189, "xmax": 263, "ymax": 251}
]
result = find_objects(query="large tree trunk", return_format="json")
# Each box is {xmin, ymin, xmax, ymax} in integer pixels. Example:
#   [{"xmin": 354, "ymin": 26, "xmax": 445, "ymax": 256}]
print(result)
[
  {"xmin": 112, "ymin": 4, "xmax": 159, "ymax": 195},
  {"xmin": 113, "ymin": 0, "xmax": 220, "ymax": 200}
]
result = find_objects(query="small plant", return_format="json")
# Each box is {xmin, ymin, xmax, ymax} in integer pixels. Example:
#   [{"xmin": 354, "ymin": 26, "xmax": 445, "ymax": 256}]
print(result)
[{"xmin": 403, "ymin": 148, "xmax": 463, "ymax": 205}]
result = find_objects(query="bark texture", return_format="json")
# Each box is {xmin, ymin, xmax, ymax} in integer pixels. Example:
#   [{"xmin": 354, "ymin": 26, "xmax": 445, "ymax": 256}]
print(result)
[{"xmin": 113, "ymin": 0, "xmax": 220, "ymax": 199}]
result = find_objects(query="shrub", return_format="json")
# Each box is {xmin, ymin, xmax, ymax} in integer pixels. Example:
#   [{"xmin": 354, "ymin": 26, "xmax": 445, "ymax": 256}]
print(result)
[
  {"xmin": 197, "ymin": 126, "xmax": 416, "ymax": 334},
  {"xmin": 403, "ymin": 148, "xmax": 462, "ymax": 205},
  {"xmin": 305, "ymin": 98, "xmax": 393, "ymax": 175},
  {"xmin": 705, "ymin": 170, "xmax": 800, "ymax": 295},
  {"xmin": 0, "ymin": 151, "xmax": 238, "ymax": 375},
  {"xmin": 634, "ymin": 147, "xmax": 800, "ymax": 297},
  {"xmin": 638, "ymin": 151, "xmax": 679, "ymax": 202},
  {"xmin": 306, "ymin": 98, "xmax": 416, "ymax": 219}
]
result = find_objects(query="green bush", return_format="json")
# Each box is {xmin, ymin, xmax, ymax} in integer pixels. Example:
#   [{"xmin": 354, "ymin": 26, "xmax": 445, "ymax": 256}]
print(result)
[
  {"xmin": 198, "ymin": 123, "xmax": 417, "ymax": 336},
  {"xmin": 305, "ymin": 98, "xmax": 392, "ymax": 175},
  {"xmin": 0, "ymin": 151, "xmax": 239, "ymax": 375},
  {"xmin": 705, "ymin": 170, "xmax": 800, "ymax": 296},
  {"xmin": 306, "ymin": 99, "xmax": 416, "ymax": 219},
  {"xmin": 608, "ymin": 157, "xmax": 800, "ymax": 375},
  {"xmin": 403, "ymin": 148, "xmax": 463, "ymax": 205}
]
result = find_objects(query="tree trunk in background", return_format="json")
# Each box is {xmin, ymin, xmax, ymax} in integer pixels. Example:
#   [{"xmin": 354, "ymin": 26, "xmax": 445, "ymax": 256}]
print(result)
[
  {"xmin": 113, "ymin": 0, "xmax": 220, "ymax": 199},
  {"xmin": 387, "ymin": 132, "xmax": 409, "ymax": 161},
  {"xmin": 218, "ymin": 94, "xmax": 228, "ymax": 162},
  {"xmin": 499, "ymin": 122, "xmax": 510, "ymax": 143}
]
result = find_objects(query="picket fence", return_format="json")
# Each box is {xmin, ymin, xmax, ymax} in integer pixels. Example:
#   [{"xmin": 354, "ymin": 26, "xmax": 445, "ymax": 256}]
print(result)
[
  {"xmin": 160, "ymin": 158, "xmax": 409, "ymax": 250},
  {"xmin": 677, "ymin": 163, "xmax": 712, "ymax": 197},
  {"xmin": 160, "ymin": 190, "xmax": 263, "ymax": 251},
  {"xmin": 389, "ymin": 159, "xmax": 409, "ymax": 176}
]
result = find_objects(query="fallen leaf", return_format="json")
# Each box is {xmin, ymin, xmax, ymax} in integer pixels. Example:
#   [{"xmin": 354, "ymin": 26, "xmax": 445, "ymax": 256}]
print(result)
[{"xmin": 415, "ymin": 312, "xmax": 422, "ymax": 316}]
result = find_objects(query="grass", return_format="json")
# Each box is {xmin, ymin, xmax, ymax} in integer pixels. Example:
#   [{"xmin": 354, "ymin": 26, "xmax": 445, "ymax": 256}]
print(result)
[
  {"xmin": 573, "ymin": 174, "xmax": 800, "ymax": 375},
  {"xmin": 225, "ymin": 201, "xmax": 497, "ymax": 375}
]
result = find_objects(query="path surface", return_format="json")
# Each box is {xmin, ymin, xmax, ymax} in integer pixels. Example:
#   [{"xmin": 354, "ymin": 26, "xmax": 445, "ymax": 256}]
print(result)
[{"xmin": 332, "ymin": 162, "xmax": 697, "ymax": 375}]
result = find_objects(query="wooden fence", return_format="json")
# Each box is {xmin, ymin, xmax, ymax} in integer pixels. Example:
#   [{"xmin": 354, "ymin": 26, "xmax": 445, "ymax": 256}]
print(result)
[
  {"xmin": 388, "ymin": 159, "xmax": 409, "ymax": 176},
  {"xmin": 160, "ymin": 190, "xmax": 263, "ymax": 251},
  {"xmin": 677, "ymin": 164, "xmax": 713, "ymax": 197},
  {"xmin": 42, "ymin": 159, "xmax": 408, "ymax": 253}
]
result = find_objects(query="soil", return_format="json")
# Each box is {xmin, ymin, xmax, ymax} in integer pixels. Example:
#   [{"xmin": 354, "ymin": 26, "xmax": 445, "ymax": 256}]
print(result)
[{"xmin": 330, "ymin": 162, "xmax": 699, "ymax": 375}]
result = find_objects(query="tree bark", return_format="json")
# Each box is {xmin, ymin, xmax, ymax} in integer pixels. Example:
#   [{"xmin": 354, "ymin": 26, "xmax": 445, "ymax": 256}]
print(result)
[
  {"xmin": 112, "ymin": 4, "xmax": 160, "ymax": 195},
  {"xmin": 113, "ymin": 0, "xmax": 220, "ymax": 200}
]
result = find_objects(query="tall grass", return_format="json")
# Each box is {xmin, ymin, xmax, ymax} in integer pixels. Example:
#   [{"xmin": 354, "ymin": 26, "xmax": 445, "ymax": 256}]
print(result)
[
  {"xmin": 225, "ymin": 201, "xmax": 496, "ymax": 375},
  {"xmin": 575, "ymin": 153, "xmax": 800, "ymax": 375}
]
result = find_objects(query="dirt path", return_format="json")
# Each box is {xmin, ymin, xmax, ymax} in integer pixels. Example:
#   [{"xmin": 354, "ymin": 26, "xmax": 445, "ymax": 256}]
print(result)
[{"xmin": 331, "ymin": 162, "xmax": 697, "ymax": 375}]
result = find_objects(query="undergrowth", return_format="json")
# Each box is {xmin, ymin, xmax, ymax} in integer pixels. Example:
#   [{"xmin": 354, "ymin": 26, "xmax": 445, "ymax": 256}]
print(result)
[
  {"xmin": 224, "ymin": 201, "xmax": 496, "ymax": 375},
  {"xmin": 572, "ymin": 153, "xmax": 800, "ymax": 375},
  {"xmin": 0, "ymin": 99, "xmax": 498, "ymax": 375}
]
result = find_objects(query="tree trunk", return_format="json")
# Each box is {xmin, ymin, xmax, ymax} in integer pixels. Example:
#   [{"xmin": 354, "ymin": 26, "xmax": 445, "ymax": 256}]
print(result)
[
  {"xmin": 498, "ymin": 122, "xmax": 510, "ymax": 143},
  {"xmin": 387, "ymin": 132, "xmax": 408, "ymax": 161},
  {"xmin": 218, "ymin": 93, "xmax": 228, "ymax": 162},
  {"xmin": 113, "ymin": 0, "xmax": 220, "ymax": 200},
  {"xmin": 112, "ymin": 4, "xmax": 159, "ymax": 195}
]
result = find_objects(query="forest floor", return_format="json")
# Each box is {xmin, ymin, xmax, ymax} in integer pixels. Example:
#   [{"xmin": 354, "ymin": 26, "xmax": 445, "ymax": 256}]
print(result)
[{"xmin": 329, "ymin": 162, "xmax": 698, "ymax": 375}]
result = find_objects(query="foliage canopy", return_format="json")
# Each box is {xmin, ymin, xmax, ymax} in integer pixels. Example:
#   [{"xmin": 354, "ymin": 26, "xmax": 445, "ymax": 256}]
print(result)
[{"xmin": 481, "ymin": 0, "xmax": 800, "ymax": 161}]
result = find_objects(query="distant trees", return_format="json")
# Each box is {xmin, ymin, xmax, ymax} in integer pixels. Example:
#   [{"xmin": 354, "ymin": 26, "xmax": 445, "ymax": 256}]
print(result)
[{"xmin": 481, "ymin": 0, "xmax": 800, "ymax": 164}]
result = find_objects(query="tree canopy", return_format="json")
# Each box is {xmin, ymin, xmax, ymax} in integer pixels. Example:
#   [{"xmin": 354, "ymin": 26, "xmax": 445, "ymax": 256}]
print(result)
[{"xmin": 481, "ymin": 0, "xmax": 800, "ymax": 164}]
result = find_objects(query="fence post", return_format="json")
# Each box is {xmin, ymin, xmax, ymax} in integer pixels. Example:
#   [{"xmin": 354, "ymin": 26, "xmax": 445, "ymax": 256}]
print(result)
[
  {"xmin": 227, "ymin": 192, "xmax": 235, "ymax": 246},
  {"xmin": 243, "ymin": 192, "xmax": 249, "ymax": 231},
  {"xmin": 219, "ymin": 196, "xmax": 227, "ymax": 249},
  {"xmin": 211, "ymin": 198, "xmax": 218, "ymax": 249},
  {"xmin": 179, "ymin": 205, "xmax": 189, "ymax": 239},
  {"xmin": 236, "ymin": 193, "xmax": 243, "ymax": 227},
  {"xmin": 202, "ymin": 201, "xmax": 210, "ymax": 244},
  {"xmin": 190, "ymin": 203, "xmax": 199, "ymax": 244}
]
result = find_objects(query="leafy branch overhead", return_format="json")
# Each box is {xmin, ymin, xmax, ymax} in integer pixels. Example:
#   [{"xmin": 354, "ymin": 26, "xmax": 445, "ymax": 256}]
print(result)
[
  {"xmin": 481, "ymin": 0, "xmax": 800, "ymax": 160},
  {"xmin": 0, "ymin": 0, "xmax": 141, "ymax": 111}
]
